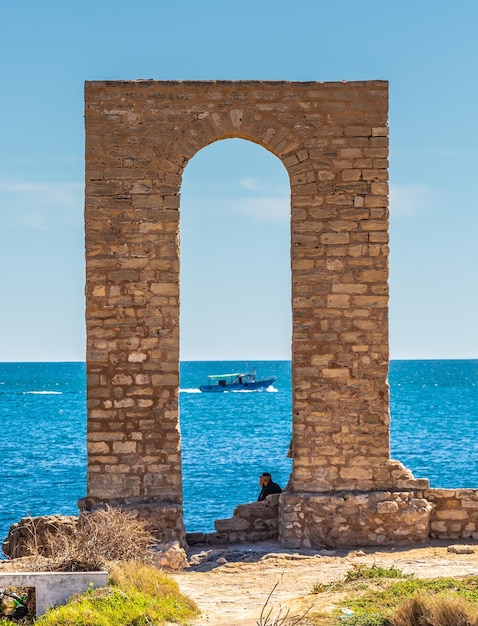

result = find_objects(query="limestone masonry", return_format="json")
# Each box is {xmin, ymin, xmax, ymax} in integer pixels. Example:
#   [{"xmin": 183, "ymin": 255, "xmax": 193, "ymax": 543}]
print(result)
[{"xmin": 83, "ymin": 80, "xmax": 477, "ymax": 548}]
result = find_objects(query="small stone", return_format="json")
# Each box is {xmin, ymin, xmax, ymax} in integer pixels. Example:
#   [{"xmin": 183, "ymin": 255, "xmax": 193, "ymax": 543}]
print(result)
[
  {"xmin": 216, "ymin": 557, "xmax": 227, "ymax": 565},
  {"xmin": 447, "ymin": 544, "xmax": 475, "ymax": 554},
  {"xmin": 348, "ymin": 550, "xmax": 366, "ymax": 558},
  {"xmin": 152, "ymin": 541, "xmax": 188, "ymax": 570}
]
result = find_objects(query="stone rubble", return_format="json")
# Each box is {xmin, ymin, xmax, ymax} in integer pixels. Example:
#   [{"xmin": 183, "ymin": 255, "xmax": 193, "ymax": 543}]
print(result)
[{"xmin": 2, "ymin": 515, "xmax": 78, "ymax": 559}]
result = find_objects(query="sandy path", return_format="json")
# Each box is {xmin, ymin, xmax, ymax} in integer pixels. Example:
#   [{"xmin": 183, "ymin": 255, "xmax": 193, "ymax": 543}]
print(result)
[{"xmin": 170, "ymin": 541, "xmax": 478, "ymax": 625}]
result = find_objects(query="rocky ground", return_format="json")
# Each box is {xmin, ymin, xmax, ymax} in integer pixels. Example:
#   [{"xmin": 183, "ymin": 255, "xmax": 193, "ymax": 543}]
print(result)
[
  {"xmin": 170, "ymin": 540, "xmax": 478, "ymax": 625},
  {"xmin": 1, "ymin": 538, "xmax": 477, "ymax": 625}
]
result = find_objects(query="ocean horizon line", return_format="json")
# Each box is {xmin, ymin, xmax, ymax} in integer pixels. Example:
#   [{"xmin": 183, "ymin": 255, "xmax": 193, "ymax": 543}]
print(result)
[{"xmin": 1, "ymin": 357, "xmax": 478, "ymax": 365}]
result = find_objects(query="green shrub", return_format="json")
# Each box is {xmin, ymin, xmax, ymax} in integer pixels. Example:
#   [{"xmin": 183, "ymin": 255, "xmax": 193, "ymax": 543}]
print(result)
[
  {"xmin": 312, "ymin": 563, "xmax": 410, "ymax": 595},
  {"xmin": 342, "ymin": 615, "xmax": 390, "ymax": 626},
  {"xmin": 344, "ymin": 564, "xmax": 410, "ymax": 582}
]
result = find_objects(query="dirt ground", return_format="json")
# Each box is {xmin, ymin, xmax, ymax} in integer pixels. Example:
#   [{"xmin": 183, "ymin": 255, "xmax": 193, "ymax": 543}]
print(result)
[{"xmin": 170, "ymin": 540, "xmax": 478, "ymax": 626}]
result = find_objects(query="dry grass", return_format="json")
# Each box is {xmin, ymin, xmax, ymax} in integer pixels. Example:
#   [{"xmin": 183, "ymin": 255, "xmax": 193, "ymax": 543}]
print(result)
[
  {"xmin": 391, "ymin": 591, "xmax": 478, "ymax": 626},
  {"xmin": 23, "ymin": 506, "xmax": 157, "ymax": 571}
]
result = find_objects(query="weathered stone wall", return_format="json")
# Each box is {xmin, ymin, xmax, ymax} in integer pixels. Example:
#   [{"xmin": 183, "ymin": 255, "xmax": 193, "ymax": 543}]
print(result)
[
  {"xmin": 84, "ymin": 80, "xmax": 436, "ymax": 547},
  {"xmin": 427, "ymin": 489, "xmax": 478, "ymax": 540},
  {"xmin": 280, "ymin": 490, "xmax": 433, "ymax": 549},
  {"xmin": 194, "ymin": 488, "xmax": 478, "ymax": 548},
  {"xmin": 185, "ymin": 488, "xmax": 478, "ymax": 549}
]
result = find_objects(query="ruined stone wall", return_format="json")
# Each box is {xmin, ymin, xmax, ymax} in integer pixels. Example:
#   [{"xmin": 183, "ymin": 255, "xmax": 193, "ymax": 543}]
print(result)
[
  {"xmin": 427, "ymin": 489, "xmax": 478, "ymax": 540},
  {"xmin": 84, "ymin": 80, "xmax": 427, "ymax": 546},
  {"xmin": 280, "ymin": 489, "xmax": 433, "ymax": 548},
  {"xmin": 209, "ymin": 488, "xmax": 478, "ymax": 548}
]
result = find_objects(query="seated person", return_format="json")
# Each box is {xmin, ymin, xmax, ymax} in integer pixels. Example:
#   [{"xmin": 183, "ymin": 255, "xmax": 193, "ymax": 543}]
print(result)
[{"xmin": 257, "ymin": 472, "xmax": 282, "ymax": 501}]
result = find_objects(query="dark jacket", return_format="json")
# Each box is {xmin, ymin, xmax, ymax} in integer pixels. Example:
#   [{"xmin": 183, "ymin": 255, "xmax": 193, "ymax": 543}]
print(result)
[{"xmin": 257, "ymin": 480, "xmax": 282, "ymax": 501}]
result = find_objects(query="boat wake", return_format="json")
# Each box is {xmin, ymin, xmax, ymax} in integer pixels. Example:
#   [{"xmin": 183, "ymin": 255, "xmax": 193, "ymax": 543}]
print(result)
[
  {"xmin": 180, "ymin": 386, "xmax": 278, "ymax": 394},
  {"xmin": 229, "ymin": 385, "xmax": 278, "ymax": 393}
]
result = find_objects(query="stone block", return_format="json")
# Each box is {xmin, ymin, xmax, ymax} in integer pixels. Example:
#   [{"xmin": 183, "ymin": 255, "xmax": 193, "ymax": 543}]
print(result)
[
  {"xmin": 320, "ymin": 232, "xmax": 350, "ymax": 244},
  {"xmin": 447, "ymin": 544, "xmax": 475, "ymax": 554},
  {"xmin": 462, "ymin": 500, "xmax": 478, "ymax": 509},
  {"xmin": 435, "ymin": 509, "xmax": 469, "ymax": 521},
  {"xmin": 322, "ymin": 367, "xmax": 350, "ymax": 378},
  {"xmin": 151, "ymin": 541, "xmax": 188, "ymax": 570},
  {"xmin": 214, "ymin": 517, "xmax": 249, "ymax": 532},
  {"xmin": 112, "ymin": 441, "xmax": 136, "ymax": 454}
]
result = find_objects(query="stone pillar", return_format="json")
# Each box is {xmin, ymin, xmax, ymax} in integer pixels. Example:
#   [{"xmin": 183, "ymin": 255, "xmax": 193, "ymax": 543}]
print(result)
[{"xmin": 84, "ymin": 80, "xmax": 184, "ymax": 542}]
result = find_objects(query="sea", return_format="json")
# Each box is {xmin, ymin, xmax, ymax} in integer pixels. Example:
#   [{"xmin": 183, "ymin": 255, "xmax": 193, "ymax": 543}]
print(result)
[{"xmin": 0, "ymin": 359, "xmax": 477, "ymax": 552}]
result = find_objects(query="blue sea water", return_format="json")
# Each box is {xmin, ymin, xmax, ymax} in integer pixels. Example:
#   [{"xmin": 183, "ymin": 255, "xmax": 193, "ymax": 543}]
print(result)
[{"xmin": 0, "ymin": 360, "xmax": 477, "ymax": 550}]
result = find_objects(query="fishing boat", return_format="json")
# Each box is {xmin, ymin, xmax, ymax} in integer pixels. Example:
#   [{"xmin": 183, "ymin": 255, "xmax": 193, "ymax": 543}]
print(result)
[{"xmin": 199, "ymin": 370, "xmax": 276, "ymax": 392}]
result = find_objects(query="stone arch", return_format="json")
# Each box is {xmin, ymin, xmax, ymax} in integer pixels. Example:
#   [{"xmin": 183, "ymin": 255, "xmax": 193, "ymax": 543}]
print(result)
[{"xmin": 83, "ymin": 80, "xmax": 430, "ymax": 548}]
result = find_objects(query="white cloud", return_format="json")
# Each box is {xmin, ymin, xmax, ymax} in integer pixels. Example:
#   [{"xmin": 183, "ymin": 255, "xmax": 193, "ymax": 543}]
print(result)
[
  {"xmin": 389, "ymin": 183, "xmax": 433, "ymax": 218},
  {"xmin": 234, "ymin": 179, "xmax": 291, "ymax": 222},
  {"xmin": 240, "ymin": 178, "xmax": 261, "ymax": 191},
  {"xmin": 236, "ymin": 196, "xmax": 290, "ymax": 222},
  {"xmin": 0, "ymin": 180, "xmax": 83, "ymax": 229},
  {"xmin": 20, "ymin": 213, "xmax": 49, "ymax": 231}
]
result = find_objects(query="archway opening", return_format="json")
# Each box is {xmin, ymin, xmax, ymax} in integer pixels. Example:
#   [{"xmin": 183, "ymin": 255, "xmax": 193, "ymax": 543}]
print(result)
[{"xmin": 179, "ymin": 138, "xmax": 292, "ymax": 534}]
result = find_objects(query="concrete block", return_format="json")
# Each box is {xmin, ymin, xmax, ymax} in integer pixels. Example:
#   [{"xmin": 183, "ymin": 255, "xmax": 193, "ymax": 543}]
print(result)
[{"xmin": 0, "ymin": 571, "xmax": 108, "ymax": 617}]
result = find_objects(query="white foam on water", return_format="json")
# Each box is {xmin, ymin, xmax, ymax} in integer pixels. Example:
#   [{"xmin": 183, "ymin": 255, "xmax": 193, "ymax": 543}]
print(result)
[{"xmin": 24, "ymin": 391, "xmax": 62, "ymax": 395}]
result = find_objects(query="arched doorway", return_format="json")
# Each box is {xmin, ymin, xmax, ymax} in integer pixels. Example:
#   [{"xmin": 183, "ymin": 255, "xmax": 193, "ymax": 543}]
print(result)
[{"xmin": 179, "ymin": 138, "xmax": 292, "ymax": 533}]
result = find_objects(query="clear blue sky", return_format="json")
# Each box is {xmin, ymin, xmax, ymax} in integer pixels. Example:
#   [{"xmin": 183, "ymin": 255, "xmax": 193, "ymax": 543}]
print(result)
[{"xmin": 1, "ymin": 0, "xmax": 477, "ymax": 361}]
